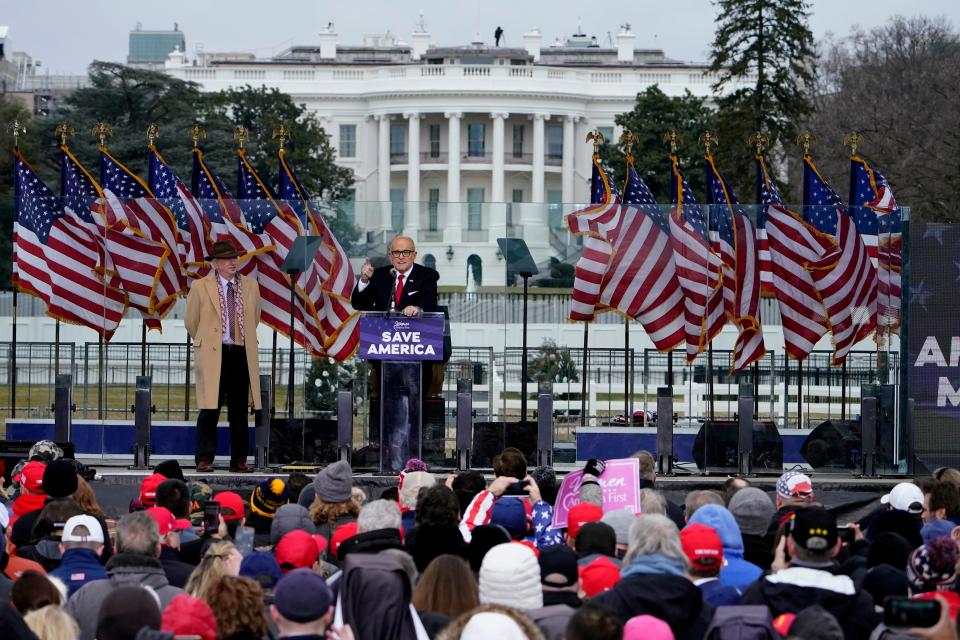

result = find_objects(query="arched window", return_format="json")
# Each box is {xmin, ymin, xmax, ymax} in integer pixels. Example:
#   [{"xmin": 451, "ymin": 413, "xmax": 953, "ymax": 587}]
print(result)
[
  {"xmin": 423, "ymin": 253, "xmax": 437, "ymax": 271},
  {"xmin": 467, "ymin": 254, "xmax": 482, "ymax": 287}
]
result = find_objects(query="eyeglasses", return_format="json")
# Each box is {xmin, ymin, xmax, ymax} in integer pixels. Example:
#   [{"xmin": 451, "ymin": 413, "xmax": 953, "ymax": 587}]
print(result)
[{"xmin": 390, "ymin": 249, "xmax": 415, "ymax": 258}]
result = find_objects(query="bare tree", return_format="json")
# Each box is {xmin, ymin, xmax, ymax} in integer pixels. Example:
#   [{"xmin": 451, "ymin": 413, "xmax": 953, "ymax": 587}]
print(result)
[{"xmin": 807, "ymin": 16, "xmax": 960, "ymax": 221}]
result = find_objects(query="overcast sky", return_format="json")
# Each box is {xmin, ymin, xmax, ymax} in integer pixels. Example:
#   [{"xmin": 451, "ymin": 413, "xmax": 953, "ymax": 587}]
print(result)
[{"xmin": 5, "ymin": 0, "xmax": 958, "ymax": 75}]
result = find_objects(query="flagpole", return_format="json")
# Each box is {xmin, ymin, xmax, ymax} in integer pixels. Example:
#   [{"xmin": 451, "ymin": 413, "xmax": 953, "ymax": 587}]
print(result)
[
  {"xmin": 140, "ymin": 322, "xmax": 147, "ymax": 378},
  {"xmin": 842, "ymin": 133, "xmax": 865, "ymax": 419},
  {"xmin": 749, "ymin": 134, "xmax": 768, "ymax": 414},
  {"xmin": 581, "ymin": 323, "xmax": 589, "ymax": 427},
  {"xmin": 795, "ymin": 133, "xmax": 816, "ymax": 430},
  {"xmin": 617, "ymin": 132, "xmax": 639, "ymax": 425},
  {"xmin": 184, "ymin": 333, "xmax": 191, "ymax": 420},
  {"xmin": 271, "ymin": 330, "xmax": 278, "ymax": 415},
  {"xmin": 98, "ymin": 334, "xmax": 105, "ymax": 420},
  {"xmin": 54, "ymin": 320, "xmax": 60, "ymax": 376},
  {"xmin": 10, "ymin": 122, "xmax": 27, "ymax": 418}
]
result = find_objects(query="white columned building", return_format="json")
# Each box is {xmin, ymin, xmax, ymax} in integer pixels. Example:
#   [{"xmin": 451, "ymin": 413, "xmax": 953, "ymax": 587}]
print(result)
[{"xmin": 163, "ymin": 25, "xmax": 751, "ymax": 286}]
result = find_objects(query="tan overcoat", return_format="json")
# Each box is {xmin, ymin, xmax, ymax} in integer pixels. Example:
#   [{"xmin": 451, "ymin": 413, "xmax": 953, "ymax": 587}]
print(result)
[{"xmin": 185, "ymin": 272, "xmax": 262, "ymax": 410}]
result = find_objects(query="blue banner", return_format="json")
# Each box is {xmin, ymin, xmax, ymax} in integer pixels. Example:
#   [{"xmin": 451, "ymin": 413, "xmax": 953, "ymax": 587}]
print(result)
[
  {"xmin": 358, "ymin": 315, "xmax": 444, "ymax": 361},
  {"xmin": 908, "ymin": 222, "xmax": 960, "ymax": 469}
]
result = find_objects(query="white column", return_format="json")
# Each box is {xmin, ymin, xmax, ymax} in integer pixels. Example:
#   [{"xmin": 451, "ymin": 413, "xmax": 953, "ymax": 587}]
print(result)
[
  {"xmin": 531, "ymin": 113, "xmax": 547, "ymax": 203},
  {"xmin": 561, "ymin": 115, "xmax": 576, "ymax": 205},
  {"xmin": 377, "ymin": 114, "xmax": 392, "ymax": 231},
  {"xmin": 405, "ymin": 112, "xmax": 421, "ymax": 237},
  {"xmin": 445, "ymin": 112, "xmax": 463, "ymax": 243},
  {"xmin": 491, "ymin": 112, "xmax": 507, "ymax": 202}
]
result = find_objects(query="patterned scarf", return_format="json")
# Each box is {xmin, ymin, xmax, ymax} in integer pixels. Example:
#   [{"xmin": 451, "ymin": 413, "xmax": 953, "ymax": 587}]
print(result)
[{"xmin": 217, "ymin": 274, "xmax": 245, "ymax": 345}]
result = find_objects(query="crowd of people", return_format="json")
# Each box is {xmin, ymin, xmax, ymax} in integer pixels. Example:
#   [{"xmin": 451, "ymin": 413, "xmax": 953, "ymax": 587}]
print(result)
[{"xmin": 2, "ymin": 440, "xmax": 960, "ymax": 639}]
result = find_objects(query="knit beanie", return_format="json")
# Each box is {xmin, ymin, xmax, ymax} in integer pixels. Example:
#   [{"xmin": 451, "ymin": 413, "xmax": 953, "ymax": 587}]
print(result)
[
  {"xmin": 251, "ymin": 478, "xmax": 289, "ymax": 518},
  {"xmin": 270, "ymin": 504, "xmax": 316, "ymax": 545},
  {"xmin": 867, "ymin": 532, "xmax": 914, "ymax": 571},
  {"xmin": 479, "ymin": 542, "xmax": 543, "ymax": 610},
  {"xmin": 921, "ymin": 519, "xmax": 957, "ymax": 545},
  {"xmin": 862, "ymin": 565, "xmax": 910, "ymax": 606},
  {"xmin": 728, "ymin": 487, "xmax": 775, "ymax": 536},
  {"xmin": 601, "ymin": 509, "xmax": 637, "ymax": 546},
  {"xmin": 787, "ymin": 605, "xmax": 844, "ymax": 640},
  {"xmin": 96, "ymin": 586, "xmax": 162, "ymax": 640},
  {"xmin": 161, "ymin": 595, "xmax": 218, "ymax": 640},
  {"xmin": 42, "ymin": 459, "xmax": 79, "ymax": 498},
  {"xmin": 313, "ymin": 460, "xmax": 353, "ymax": 503},
  {"xmin": 468, "ymin": 524, "xmax": 511, "ymax": 573},
  {"xmin": 907, "ymin": 537, "xmax": 959, "ymax": 592},
  {"xmin": 624, "ymin": 614, "xmax": 675, "ymax": 640},
  {"xmin": 461, "ymin": 612, "xmax": 529, "ymax": 640}
]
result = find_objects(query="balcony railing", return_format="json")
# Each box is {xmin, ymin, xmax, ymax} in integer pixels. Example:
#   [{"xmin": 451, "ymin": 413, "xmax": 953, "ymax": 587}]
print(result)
[
  {"xmin": 421, "ymin": 152, "xmax": 448, "ymax": 163},
  {"xmin": 462, "ymin": 152, "xmax": 492, "ymax": 163},
  {"xmin": 386, "ymin": 151, "xmax": 556, "ymax": 165}
]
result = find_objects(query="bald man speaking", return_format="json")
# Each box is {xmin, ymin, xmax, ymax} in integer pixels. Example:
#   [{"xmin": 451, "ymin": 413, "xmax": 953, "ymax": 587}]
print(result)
[{"xmin": 351, "ymin": 235, "xmax": 438, "ymax": 316}]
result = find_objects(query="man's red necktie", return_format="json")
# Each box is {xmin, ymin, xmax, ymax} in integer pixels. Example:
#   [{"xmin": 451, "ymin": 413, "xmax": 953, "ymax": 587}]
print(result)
[{"xmin": 395, "ymin": 273, "xmax": 405, "ymax": 306}]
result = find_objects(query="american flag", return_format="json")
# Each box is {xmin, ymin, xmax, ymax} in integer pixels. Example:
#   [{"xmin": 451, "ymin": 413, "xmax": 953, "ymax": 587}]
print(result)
[
  {"xmin": 236, "ymin": 152, "xmax": 328, "ymax": 355},
  {"xmin": 803, "ymin": 156, "xmax": 877, "ymax": 364},
  {"xmin": 667, "ymin": 154, "xmax": 725, "ymax": 361},
  {"xmin": 191, "ymin": 148, "xmax": 272, "ymax": 277},
  {"xmin": 277, "ymin": 149, "xmax": 360, "ymax": 360},
  {"xmin": 148, "ymin": 147, "xmax": 212, "ymax": 279},
  {"xmin": 99, "ymin": 149, "xmax": 185, "ymax": 319},
  {"xmin": 567, "ymin": 159, "xmax": 685, "ymax": 351},
  {"xmin": 568, "ymin": 156, "xmax": 618, "ymax": 322},
  {"xmin": 14, "ymin": 149, "xmax": 125, "ymax": 339},
  {"xmin": 758, "ymin": 155, "xmax": 830, "ymax": 361},
  {"xmin": 850, "ymin": 155, "xmax": 900, "ymax": 336},
  {"xmin": 705, "ymin": 155, "xmax": 766, "ymax": 372},
  {"xmin": 754, "ymin": 160, "xmax": 774, "ymax": 297}
]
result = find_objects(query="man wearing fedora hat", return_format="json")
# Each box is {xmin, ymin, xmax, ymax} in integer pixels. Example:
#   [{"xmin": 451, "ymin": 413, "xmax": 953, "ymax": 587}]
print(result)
[{"xmin": 185, "ymin": 241, "xmax": 262, "ymax": 473}]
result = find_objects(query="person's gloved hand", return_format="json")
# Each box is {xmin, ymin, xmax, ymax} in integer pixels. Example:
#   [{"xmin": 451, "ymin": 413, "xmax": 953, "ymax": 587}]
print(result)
[{"xmin": 584, "ymin": 458, "xmax": 606, "ymax": 477}]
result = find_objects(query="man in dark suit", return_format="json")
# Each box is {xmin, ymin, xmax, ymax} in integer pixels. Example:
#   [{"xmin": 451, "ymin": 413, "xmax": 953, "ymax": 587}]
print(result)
[{"xmin": 351, "ymin": 235, "xmax": 438, "ymax": 315}]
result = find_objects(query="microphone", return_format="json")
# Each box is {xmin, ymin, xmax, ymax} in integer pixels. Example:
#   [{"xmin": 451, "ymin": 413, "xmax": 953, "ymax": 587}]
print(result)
[{"xmin": 389, "ymin": 268, "xmax": 398, "ymax": 312}]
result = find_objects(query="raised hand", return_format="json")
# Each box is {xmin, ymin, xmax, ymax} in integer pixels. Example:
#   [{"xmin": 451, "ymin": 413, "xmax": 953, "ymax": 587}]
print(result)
[{"xmin": 360, "ymin": 256, "xmax": 374, "ymax": 282}]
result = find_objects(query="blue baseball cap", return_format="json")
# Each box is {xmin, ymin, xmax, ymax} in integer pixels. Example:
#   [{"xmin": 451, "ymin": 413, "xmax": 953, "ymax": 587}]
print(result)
[
  {"xmin": 272, "ymin": 569, "xmax": 333, "ymax": 623},
  {"xmin": 239, "ymin": 551, "xmax": 282, "ymax": 590},
  {"xmin": 490, "ymin": 498, "xmax": 527, "ymax": 538}
]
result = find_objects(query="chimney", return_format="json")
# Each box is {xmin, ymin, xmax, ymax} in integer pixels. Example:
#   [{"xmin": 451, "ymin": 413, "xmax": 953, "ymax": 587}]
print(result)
[
  {"xmin": 319, "ymin": 23, "xmax": 337, "ymax": 60},
  {"xmin": 523, "ymin": 27, "xmax": 542, "ymax": 62},
  {"xmin": 412, "ymin": 31, "xmax": 431, "ymax": 59},
  {"xmin": 616, "ymin": 25, "xmax": 635, "ymax": 63}
]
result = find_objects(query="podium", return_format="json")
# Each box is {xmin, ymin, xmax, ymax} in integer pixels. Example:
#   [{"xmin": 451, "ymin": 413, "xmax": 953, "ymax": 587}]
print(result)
[{"xmin": 359, "ymin": 311, "xmax": 445, "ymax": 472}]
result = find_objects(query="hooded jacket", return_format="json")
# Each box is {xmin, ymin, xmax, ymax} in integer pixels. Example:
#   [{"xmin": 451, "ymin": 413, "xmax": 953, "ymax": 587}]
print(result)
[
  {"xmin": 592, "ymin": 569, "xmax": 713, "ymax": 640},
  {"xmin": 739, "ymin": 566, "xmax": 879, "ymax": 640},
  {"xmin": 687, "ymin": 504, "xmax": 764, "ymax": 589},
  {"xmin": 65, "ymin": 553, "xmax": 185, "ymax": 640},
  {"xmin": 334, "ymin": 553, "xmax": 429, "ymax": 640}
]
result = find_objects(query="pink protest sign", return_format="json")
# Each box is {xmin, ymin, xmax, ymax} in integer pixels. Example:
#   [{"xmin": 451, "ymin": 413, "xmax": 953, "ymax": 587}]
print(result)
[{"xmin": 550, "ymin": 458, "xmax": 642, "ymax": 529}]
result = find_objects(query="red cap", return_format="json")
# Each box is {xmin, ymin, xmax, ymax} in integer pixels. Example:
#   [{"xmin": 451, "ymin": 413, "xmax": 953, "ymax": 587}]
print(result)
[
  {"xmin": 161, "ymin": 595, "xmax": 218, "ymax": 640},
  {"xmin": 330, "ymin": 522, "xmax": 358, "ymax": 560},
  {"xmin": 567, "ymin": 502, "xmax": 604, "ymax": 540},
  {"xmin": 680, "ymin": 523, "xmax": 724, "ymax": 572},
  {"xmin": 579, "ymin": 556, "xmax": 621, "ymax": 597},
  {"xmin": 139, "ymin": 473, "xmax": 167, "ymax": 506},
  {"xmin": 15, "ymin": 461, "xmax": 46, "ymax": 494},
  {"xmin": 214, "ymin": 491, "xmax": 245, "ymax": 521},
  {"xmin": 146, "ymin": 506, "xmax": 177, "ymax": 537},
  {"xmin": 275, "ymin": 529, "xmax": 327, "ymax": 573}
]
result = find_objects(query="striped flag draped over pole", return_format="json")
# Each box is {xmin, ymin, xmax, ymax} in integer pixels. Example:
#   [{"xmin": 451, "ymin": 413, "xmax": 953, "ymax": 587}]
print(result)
[
  {"xmin": 277, "ymin": 148, "xmax": 360, "ymax": 360},
  {"xmin": 667, "ymin": 153, "xmax": 724, "ymax": 361},
  {"xmin": 99, "ymin": 146, "xmax": 186, "ymax": 321},
  {"xmin": 567, "ymin": 156, "xmax": 685, "ymax": 351},
  {"xmin": 148, "ymin": 143, "xmax": 212, "ymax": 279},
  {"xmin": 803, "ymin": 154, "xmax": 877, "ymax": 364},
  {"xmin": 191, "ymin": 146, "xmax": 273, "ymax": 276},
  {"xmin": 236, "ymin": 148, "xmax": 328, "ymax": 355},
  {"xmin": 14, "ymin": 148, "xmax": 125, "ymax": 339},
  {"xmin": 757, "ymin": 154, "xmax": 830, "ymax": 361},
  {"xmin": 704, "ymin": 153, "xmax": 766, "ymax": 372},
  {"xmin": 849, "ymin": 153, "xmax": 900, "ymax": 337}
]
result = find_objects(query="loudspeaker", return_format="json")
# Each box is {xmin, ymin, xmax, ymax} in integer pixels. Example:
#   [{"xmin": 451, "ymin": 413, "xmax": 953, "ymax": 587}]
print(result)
[
  {"xmin": 801, "ymin": 419, "xmax": 862, "ymax": 470},
  {"xmin": 692, "ymin": 420, "xmax": 782, "ymax": 472},
  {"xmin": 0, "ymin": 440, "xmax": 76, "ymax": 485},
  {"xmin": 269, "ymin": 419, "xmax": 337, "ymax": 465},
  {"xmin": 470, "ymin": 421, "xmax": 536, "ymax": 468}
]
